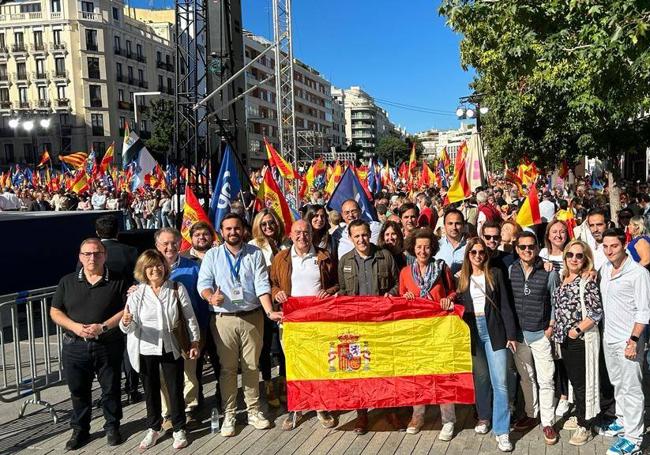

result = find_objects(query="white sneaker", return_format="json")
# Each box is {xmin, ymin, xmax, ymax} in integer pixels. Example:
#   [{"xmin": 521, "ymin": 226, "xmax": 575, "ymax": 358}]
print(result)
[
  {"xmin": 496, "ymin": 433, "xmax": 513, "ymax": 452},
  {"xmin": 555, "ymin": 399, "xmax": 570, "ymax": 417},
  {"xmin": 221, "ymin": 414, "xmax": 236, "ymax": 437},
  {"xmin": 439, "ymin": 422, "xmax": 455, "ymax": 441},
  {"xmin": 139, "ymin": 429, "xmax": 160, "ymax": 450},
  {"xmin": 172, "ymin": 430, "xmax": 188, "ymax": 449},
  {"xmin": 563, "ymin": 416, "xmax": 578, "ymax": 430},
  {"xmin": 248, "ymin": 411, "xmax": 272, "ymax": 430},
  {"xmin": 475, "ymin": 420, "xmax": 490, "ymax": 434}
]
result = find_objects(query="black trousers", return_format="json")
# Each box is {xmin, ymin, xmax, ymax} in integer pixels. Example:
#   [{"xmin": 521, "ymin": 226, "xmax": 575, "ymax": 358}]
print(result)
[
  {"xmin": 140, "ymin": 351, "xmax": 185, "ymax": 432},
  {"xmin": 62, "ymin": 336, "xmax": 123, "ymax": 432},
  {"xmin": 554, "ymin": 358, "xmax": 569, "ymax": 397},
  {"xmin": 122, "ymin": 346, "xmax": 139, "ymax": 394},
  {"xmin": 259, "ymin": 315, "xmax": 285, "ymax": 380},
  {"xmin": 561, "ymin": 337, "xmax": 590, "ymax": 428}
]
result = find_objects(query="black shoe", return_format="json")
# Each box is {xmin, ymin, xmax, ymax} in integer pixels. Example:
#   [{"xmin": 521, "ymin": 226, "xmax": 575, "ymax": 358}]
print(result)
[
  {"xmin": 106, "ymin": 428, "xmax": 122, "ymax": 446},
  {"xmin": 128, "ymin": 391, "xmax": 142, "ymax": 404},
  {"xmin": 65, "ymin": 429, "xmax": 89, "ymax": 450}
]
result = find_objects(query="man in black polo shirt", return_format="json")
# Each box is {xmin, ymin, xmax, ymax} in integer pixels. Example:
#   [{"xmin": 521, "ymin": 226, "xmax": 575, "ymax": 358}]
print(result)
[{"xmin": 50, "ymin": 238, "xmax": 128, "ymax": 450}]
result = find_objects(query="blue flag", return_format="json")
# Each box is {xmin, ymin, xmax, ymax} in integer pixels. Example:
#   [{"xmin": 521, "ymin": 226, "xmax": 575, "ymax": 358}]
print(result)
[
  {"xmin": 327, "ymin": 167, "xmax": 378, "ymax": 222},
  {"xmin": 209, "ymin": 144, "xmax": 242, "ymax": 232}
]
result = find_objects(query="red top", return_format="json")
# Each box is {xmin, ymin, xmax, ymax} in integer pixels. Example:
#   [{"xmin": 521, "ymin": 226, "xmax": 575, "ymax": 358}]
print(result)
[{"xmin": 399, "ymin": 263, "xmax": 457, "ymax": 303}]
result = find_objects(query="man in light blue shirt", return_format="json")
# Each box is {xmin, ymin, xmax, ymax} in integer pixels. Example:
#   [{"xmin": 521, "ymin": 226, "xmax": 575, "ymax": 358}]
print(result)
[
  {"xmin": 198, "ymin": 213, "xmax": 281, "ymax": 437},
  {"xmin": 435, "ymin": 208, "xmax": 468, "ymax": 275}
]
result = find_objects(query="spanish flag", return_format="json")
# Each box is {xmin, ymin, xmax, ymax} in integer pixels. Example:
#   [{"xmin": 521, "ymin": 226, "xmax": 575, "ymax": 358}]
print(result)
[
  {"xmin": 70, "ymin": 169, "xmax": 89, "ymax": 194},
  {"xmin": 408, "ymin": 142, "xmax": 417, "ymax": 175},
  {"xmin": 37, "ymin": 150, "xmax": 51, "ymax": 168},
  {"xmin": 324, "ymin": 161, "xmax": 343, "ymax": 195},
  {"xmin": 264, "ymin": 137, "xmax": 298, "ymax": 180},
  {"xmin": 180, "ymin": 185, "xmax": 211, "ymax": 251},
  {"xmin": 99, "ymin": 142, "xmax": 114, "ymax": 175},
  {"xmin": 444, "ymin": 142, "xmax": 471, "ymax": 204},
  {"xmin": 282, "ymin": 296, "xmax": 474, "ymax": 411},
  {"xmin": 254, "ymin": 169, "xmax": 294, "ymax": 235},
  {"xmin": 515, "ymin": 182, "xmax": 542, "ymax": 227}
]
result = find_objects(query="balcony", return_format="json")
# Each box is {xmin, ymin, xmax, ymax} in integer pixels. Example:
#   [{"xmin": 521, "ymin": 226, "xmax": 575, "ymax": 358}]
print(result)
[
  {"xmin": 167, "ymin": 87, "xmax": 174, "ymax": 95},
  {"xmin": 137, "ymin": 80, "xmax": 148, "ymax": 89},
  {"xmin": 126, "ymin": 50, "xmax": 133, "ymax": 59},
  {"xmin": 117, "ymin": 100, "xmax": 133, "ymax": 111},
  {"xmin": 13, "ymin": 71, "xmax": 29, "ymax": 83},
  {"xmin": 60, "ymin": 126, "xmax": 71, "ymax": 136},
  {"xmin": 86, "ymin": 42, "xmax": 98, "ymax": 52},
  {"xmin": 36, "ymin": 99, "xmax": 50, "ymax": 109},
  {"xmin": 0, "ymin": 73, "xmax": 9, "ymax": 84},
  {"xmin": 78, "ymin": 11, "xmax": 103, "ymax": 22},
  {"xmin": 0, "ymin": 46, "xmax": 8, "ymax": 60},
  {"xmin": 114, "ymin": 47, "xmax": 126, "ymax": 57},
  {"xmin": 17, "ymin": 101, "xmax": 31, "ymax": 109},
  {"xmin": 116, "ymin": 74, "xmax": 126, "ymax": 83},
  {"xmin": 55, "ymin": 98, "xmax": 70, "ymax": 109},
  {"xmin": 0, "ymin": 100, "xmax": 11, "ymax": 110},
  {"xmin": 31, "ymin": 71, "xmax": 48, "ymax": 82},
  {"xmin": 158, "ymin": 84, "xmax": 164, "ymax": 92},
  {"xmin": 50, "ymin": 42, "xmax": 67, "ymax": 54},
  {"xmin": 128, "ymin": 76, "xmax": 135, "ymax": 85},
  {"xmin": 136, "ymin": 54, "xmax": 146, "ymax": 63},
  {"xmin": 136, "ymin": 104, "xmax": 148, "ymax": 114},
  {"xmin": 88, "ymin": 71, "xmax": 101, "ymax": 80},
  {"xmin": 90, "ymin": 98, "xmax": 103, "ymax": 108},
  {"xmin": 51, "ymin": 69, "xmax": 69, "ymax": 81},
  {"xmin": 11, "ymin": 43, "xmax": 27, "ymax": 54},
  {"xmin": 91, "ymin": 126, "xmax": 104, "ymax": 136},
  {"xmin": 30, "ymin": 43, "xmax": 47, "ymax": 54}
]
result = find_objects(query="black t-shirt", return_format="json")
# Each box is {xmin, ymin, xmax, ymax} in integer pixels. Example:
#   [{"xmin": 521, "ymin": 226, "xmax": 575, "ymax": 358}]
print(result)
[{"xmin": 52, "ymin": 267, "xmax": 128, "ymax": 327}]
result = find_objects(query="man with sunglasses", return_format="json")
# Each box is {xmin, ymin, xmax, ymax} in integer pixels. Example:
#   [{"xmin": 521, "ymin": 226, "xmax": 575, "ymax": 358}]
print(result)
[
  {"xmin": 508, "ymin": 231, "xmax": 560, "ymax": 445},
  {"xmin": 481, "ymin": 220, "xmax": 517, "ymax": 275},
  {"xmin": 50, "ymin": 238, "xmax": 129, "ymax": 450}
]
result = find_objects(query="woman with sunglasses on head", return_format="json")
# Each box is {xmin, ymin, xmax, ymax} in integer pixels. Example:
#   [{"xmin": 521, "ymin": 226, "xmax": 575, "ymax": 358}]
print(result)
[
  {"xmin": 249, "ymin": 208, "xmax": 286, "ymax": 407},
  {"xmin": 399, "ymin": 228, "xmax": 457, "ymax": 438},
  {"xmin": 551, "ymin": 240, "xmax": 602, "ymax": 446},
  {"xmin": 457, "ymin": 238, "xmax": 517, "ymax": 452}
]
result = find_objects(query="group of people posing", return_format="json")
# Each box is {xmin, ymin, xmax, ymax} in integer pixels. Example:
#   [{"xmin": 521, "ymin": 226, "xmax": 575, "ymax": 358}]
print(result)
[{"xmin": 50, "ymin": 186, "xmax": 650, "ymax": 455}]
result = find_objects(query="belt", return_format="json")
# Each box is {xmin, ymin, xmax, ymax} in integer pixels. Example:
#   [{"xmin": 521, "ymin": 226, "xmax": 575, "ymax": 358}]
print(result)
[
  {"xmin": 214, "ymin": 307, "xmax": 261, "ymax": 317},
  {"xmin": 64, "ymin": 330, "xmax": 122, "ymax": 343}
]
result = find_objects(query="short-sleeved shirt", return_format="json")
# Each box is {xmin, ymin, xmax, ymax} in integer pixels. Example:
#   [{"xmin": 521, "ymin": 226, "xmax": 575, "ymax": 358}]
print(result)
[{"xmin": 52, "ymin": 267, "xmax": 128, "ymax": 335}]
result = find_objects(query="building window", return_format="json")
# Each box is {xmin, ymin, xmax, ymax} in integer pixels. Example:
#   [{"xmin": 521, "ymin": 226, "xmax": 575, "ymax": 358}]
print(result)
[
  {"xmin": 20, "ymin": 3, "xmax": 42, "ymax": 13},
  {"xmin": 91, "ymin": 114, "xmax": 103, "ymax": 136},
  {"xmin": 53, "ymin": 30, "xmax": 61, "ymax": 45},
  {"xmin": 167, "ymin": 77, "xmax": 172, "ymax": 92},
  {"xmin": 0, "ymin": 34, "xmax": 5, "ymax": 49},
  {"xmin": 156, "ymin": 51, "xmax": 161, "ymax": 62},
  {"xmin": 4, "ymin": 144, "xmax": 15, "ymax": 163},
  {"xmin": 126, "ymin": 40, "xmax": 132, "ymax": 56},
  {"xmin": 114, "ymin": 35, "xmax": 120, "ymax": 51},
  {"xmin": 136, "ymin": 43, "xmax": 142, "ymax": 57},
  {"xmin": 37, "ymin": 86, "xmax": 48, "ymax": 101},
  {"xmin": 127, "ymin": 66, "xmax": 133, "ymax": 81},
  {"xmin": 14, "ymin": 32, "xmax": 24, "ymax": 48},
  {"xmin": 81, "ymin": 1, "xmax": 93, "ymax": 12},
  {"xmin": 86, "ymin": 29, "xmax": 98, "ymax": 51},
  {"xmin": 112, "ymin": 7, "xmax": 119, "ymax": 20},
  {"xmin": 116, "ymin": 62, "xmax": 122, "ymax": 76},
  {"xmin": 140, "ymin": 120, "xmax": 147, "ymax": 132},
  {"xmin": 16, "ymin": 62, "xmax": 27, "ymax": 79},
  {"xmin": 0, "ymin": 87, "xmax": 8, "ymax": 101},
  {"xmin": 118, "ymin": 89, "xmax": 124, "ymax": 101},
  {"xmin": 33, "ymin": 31, "xmax": 43, "ymax": 48},
  {"xmin": 119, "ymin": 116, "xmax": 126, "ymax": 129},
  {"xmin": 35, "ymin": 58, "xmax": 45, "ymax": 77},
  {"xmin": 54, "ymin": 57, "xmax": 65, "ymax": 75},
  {"xmin": 56, "ymin": 85, "xmax": 66, "ymax": 100},
  {"xmin": 51, "ymin": 0, "xmax": 61, "ymax": 12},
  {"xmin": 87, "ymin": 57, "xmax": 100, "ymax": 79},
  {"xmin": 89, "ymin": 84, "xmax": 102, "ymax": 107},
  {"xmin": 24, "ymin": 144, "xmax": 35, "ymax": 164},
  {"xmin": 93, "ymin": 142, "xmax": 105, "ymax": 154},
  {"xmin": 138, "ymin": 69, "xmax": 144, "ymax": 82},
  {"xmin": 59, "ymin": 113, "xmax": 69, "ymax": 125}
]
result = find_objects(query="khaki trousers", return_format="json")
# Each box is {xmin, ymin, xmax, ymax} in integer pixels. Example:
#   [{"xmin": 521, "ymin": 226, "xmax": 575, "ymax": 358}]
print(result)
[
  {"xmin": 160, "ymin": 356, "xmax": 200, "ymax": 415},
  {"xmin": 211, "ymin": 309, "xmax": 264, "ymax": 415}
]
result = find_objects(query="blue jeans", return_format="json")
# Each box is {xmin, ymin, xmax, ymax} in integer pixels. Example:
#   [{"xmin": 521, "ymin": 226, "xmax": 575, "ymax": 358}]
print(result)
[{"xmin": 472, "ymin": 316, "xmax": 510, "ymax": 435}]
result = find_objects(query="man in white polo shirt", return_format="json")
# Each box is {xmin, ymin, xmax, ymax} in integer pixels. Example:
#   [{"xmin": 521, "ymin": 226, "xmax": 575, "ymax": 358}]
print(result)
[
  {"xmin": 269, "ymin": 219, "xmax": 339, "ymax": 431},
  {"xmin": 599, "ymin": 228, "xmax": 650, "ymax": 455}
]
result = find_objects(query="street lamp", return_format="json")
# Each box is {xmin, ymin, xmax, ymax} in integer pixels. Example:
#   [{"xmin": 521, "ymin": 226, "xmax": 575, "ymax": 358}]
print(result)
[
  {"xmin": 8, "ymin": 118, "xmax": 19, "ymax": 129},
  {"xmin": 133, "ymin": 91, "xmax": 161, "ymax": 134},
  {"xmin": 8, "ymin": 116, "xmax": 51, "ymax": 164},
  {"xmin": 22, "ymin": 120, "xmax": 34, "ymax": 132},
  {"xmin": 40, "ymin": 118, "xmax": 51, "ymax": 129},
  {"xmin": 456, "ymin": 97, "xmax": 488, "ymax": 133}
]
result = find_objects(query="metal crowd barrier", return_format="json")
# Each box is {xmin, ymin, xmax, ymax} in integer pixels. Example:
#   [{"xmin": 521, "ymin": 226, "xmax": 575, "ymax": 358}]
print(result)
[{"xmin": 0, "ymin": 286, "xmax": 62, "ymax": 423}]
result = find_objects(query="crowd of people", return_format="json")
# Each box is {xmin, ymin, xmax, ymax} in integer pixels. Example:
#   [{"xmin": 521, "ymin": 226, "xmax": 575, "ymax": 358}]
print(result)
[{"xmin": 46, "ymin": 173, "xmax": 650, "ymax": 455}]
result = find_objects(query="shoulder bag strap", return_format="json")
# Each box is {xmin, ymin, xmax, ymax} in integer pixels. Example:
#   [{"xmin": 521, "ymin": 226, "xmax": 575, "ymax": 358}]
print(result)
[{"xmin": 470, "ymin": 275, "xmax": 500, "ymax": 313}]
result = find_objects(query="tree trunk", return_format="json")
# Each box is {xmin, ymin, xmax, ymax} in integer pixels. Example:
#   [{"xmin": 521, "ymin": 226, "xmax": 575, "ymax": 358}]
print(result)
[{"xmin": 608, "ymin": 170, "xmax": 621, "ymax": 227}]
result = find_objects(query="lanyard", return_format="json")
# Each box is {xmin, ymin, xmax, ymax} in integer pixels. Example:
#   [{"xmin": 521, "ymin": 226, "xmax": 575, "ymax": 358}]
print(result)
[{"xmin": 225, "ymin": 247, "xmax": 243, "ymax": 283}]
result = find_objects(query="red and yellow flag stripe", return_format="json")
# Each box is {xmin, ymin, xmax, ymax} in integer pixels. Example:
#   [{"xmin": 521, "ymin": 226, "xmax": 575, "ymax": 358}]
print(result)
[{"xmin": 282, "ymin": 296, "xmax": 474, "ymax": 411}]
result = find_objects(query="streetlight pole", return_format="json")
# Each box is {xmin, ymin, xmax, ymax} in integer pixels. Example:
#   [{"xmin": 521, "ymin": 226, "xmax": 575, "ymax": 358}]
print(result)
[{"xmin": 133, "ymin": 91, "xmax": 161, "ymax": 134}]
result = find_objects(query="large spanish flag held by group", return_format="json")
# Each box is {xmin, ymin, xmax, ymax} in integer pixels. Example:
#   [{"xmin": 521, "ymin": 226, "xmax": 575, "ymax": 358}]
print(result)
[{"xmin": 282, "ymin": 296, "xmax": 474, "ymax": 411}]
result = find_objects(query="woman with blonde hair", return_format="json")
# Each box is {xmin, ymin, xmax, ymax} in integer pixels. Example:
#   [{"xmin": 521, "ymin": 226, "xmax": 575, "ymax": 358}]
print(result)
[
  {"xmin": 120, "ymin": 249, "xmax": 200, "ymax": 451},
  {"xmin": 456, "ymin": 237, "xmax": 517, "ymax": 452},
  {"xmin": 551, "ymin": 239, "xmax": 602, "ymax": 446},
  {"xmin": 626, "ymin": 216, "xmax": 650, "ymax": 267},
  {"xmin": 248, "ymin": 208, "xmax": 286, "ymax": 406}
]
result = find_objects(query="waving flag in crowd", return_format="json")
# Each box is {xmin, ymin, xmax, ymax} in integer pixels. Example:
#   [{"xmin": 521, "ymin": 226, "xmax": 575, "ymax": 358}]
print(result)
[
  {"xmin": 327, "ymin": 167, "xmax": 378, "ymax": 222},
  {"xmin": 37, "ymin": 150, "xmax": 51, "ymax": 168},
  {"xmin": 444, "ymin": 142, "xmax": 471, "ymax": 204},
  {"xmin": 99, "ymin": 142, "xmax": 115, "ymax": 175},
  {"xmin": 515, "ymin": 182, "xmax": 542, "ymax": 227},
  {"xmin": 264, "ymin": 137, "xmax": 298, "ymax": 180},
  {"xmin": 209, "ymin": 144, "xmax": 242, "ymax": 232},
  {"xmin": 180, "ymin": 185, "xmax": 211, "ymax": 251},
  {"xmin": 255, "ymin": 168, "xmax": 294, "ymax": 235},
  {"xmin": 59, "ymin": 152, "xmax": 88, "ymax": 169}
]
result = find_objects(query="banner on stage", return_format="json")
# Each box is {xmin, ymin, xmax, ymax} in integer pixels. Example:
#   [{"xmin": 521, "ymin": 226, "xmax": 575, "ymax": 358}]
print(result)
[{"xmin": 282, "ymin": 296, "xmax": 474, "ymax": 411}]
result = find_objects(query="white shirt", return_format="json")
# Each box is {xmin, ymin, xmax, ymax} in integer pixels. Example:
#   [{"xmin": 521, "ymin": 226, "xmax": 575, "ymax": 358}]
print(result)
[
  {"xmin": 469, "ymin": 274, "xmax": 487, "ymax": 314},
  {"xmin": 337, "ymin": 220, "xmax": 382, "ymax": 259},
  {"xmin": 1, "ymin": 192, "xmax": 20, "ymax": 209},
  {"xmin": 137, "ymin": 286, "xmax": 176, "ymax": 356},
  {"xmin": 600, "ymin": 256, "xmax": 650, "ymax": 344},
  {"xmin": 593, "ymin": 243, "xmax": 607, "ymax": 272},
  {"xmin": 539, "ymin": 200, "xmax": 556, "ymax": 223},
  {"xmin": 290, "ymin": 246, "xmax": 321, "ymax": 297}
]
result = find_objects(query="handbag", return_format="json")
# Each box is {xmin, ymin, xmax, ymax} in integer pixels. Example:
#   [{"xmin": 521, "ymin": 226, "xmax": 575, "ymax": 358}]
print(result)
[{"xmin": 171, "ymin": 282, "xmax": 191, "ymax": 359}]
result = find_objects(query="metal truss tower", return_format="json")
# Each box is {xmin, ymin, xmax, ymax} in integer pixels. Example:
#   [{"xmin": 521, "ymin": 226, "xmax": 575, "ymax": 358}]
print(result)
[
  {"xmin": 296, "ymin": 130, "xmax": 324, "ymax": 165},
  {"xmin": 175, "ymin": 0, "xmax": 210, "ymax": 198},
  {"xmin": 272, "ymin": 0, "xmax": 298, "ymax": 167}
]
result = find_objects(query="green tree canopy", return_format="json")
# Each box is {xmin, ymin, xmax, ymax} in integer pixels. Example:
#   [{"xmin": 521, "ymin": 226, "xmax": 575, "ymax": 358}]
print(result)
[
  {"xmin": 439, "ymin": 1, "xmax": 650, "ymax": 171},
  {"xmin": 145, "ymin": 99, "xmax": 175, "ymax": 157},
  {"xmin": 375, "ymin": 135, "xmax": 423, "ymax": 164}
]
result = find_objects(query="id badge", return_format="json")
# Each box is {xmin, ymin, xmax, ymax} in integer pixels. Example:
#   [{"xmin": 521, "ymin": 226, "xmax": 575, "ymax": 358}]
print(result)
[{"xmin": 231, "ymin": 285, "xmax": 244, "ymax": 305}]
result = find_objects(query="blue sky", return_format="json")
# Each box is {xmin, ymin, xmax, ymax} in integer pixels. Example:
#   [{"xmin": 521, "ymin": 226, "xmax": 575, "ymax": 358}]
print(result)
[{"xmin": 133, "ymin": 0, "xmax": 475, "ymax": 132}]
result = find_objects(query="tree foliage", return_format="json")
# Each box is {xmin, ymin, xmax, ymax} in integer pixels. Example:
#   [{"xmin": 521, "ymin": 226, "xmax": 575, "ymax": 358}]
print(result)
[
  {"xmin": 439, "ymin": 0, "xmax": 650, "ymax": 170},
  {"xmin": 145, "ymin": 99, "xmax": 175, "ymax": 157},
  {"xmin": 375, "ymin": 135, "xmax": 423, "ymax": 163}
]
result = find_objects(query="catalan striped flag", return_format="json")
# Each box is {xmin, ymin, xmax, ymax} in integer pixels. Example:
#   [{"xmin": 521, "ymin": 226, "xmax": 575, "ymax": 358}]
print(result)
[
  {"xmin": 264, "ymin": 137, "xmax": 298, "ymax": 180},
  {"xmin": 282, "ymin": 296, "xmax": 474, "ymax": 411},
  {"xmin": 59, "ymin": 152, "xmax": 89, "ymax": 169}
]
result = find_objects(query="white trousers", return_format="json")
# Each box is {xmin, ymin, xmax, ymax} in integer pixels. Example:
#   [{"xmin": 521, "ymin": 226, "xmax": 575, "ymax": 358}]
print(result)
[{"xmin": 513, "ymin": 334, "xmax": 555, "ymax": 426}]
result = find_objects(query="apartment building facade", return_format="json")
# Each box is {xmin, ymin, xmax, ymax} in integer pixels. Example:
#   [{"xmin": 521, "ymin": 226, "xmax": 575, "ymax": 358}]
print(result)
[
  {"xmin": 0, "ymin": 0, "xmax": 175, "ymax": 165},
  {"xmin": 341, "ymin": 85, "xmax": 395, "ymax": 157}
]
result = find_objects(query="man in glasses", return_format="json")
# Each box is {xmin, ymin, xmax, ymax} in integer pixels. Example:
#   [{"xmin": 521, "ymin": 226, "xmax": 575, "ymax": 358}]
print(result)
[
  {"xmin": 508, "ymin": 231, "xmax": 560, "ymax": 445},
  {"xmin": 331, "ymin": 199, "xmax": 381, "ymax": 259},
  {"xmin": 481, "ymin": 220, "xmax": 517, "ymax": 275},
  {"xmin": 182, "ymin": 221, "xmax": 217, "ymax": 264},
  {"xmin": 50, "ymin": 238, "xmax": 129, "ymax": 450}
]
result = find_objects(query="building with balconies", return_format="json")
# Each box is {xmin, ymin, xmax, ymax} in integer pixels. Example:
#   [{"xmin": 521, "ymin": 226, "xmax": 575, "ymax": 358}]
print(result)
[
  {"xmin": 0, "ymin": 1, "xmax": 175, "ymax": 165},
  {"xmin": 341, "ymin": 86, "xmax": 396, "ymax": 157}
]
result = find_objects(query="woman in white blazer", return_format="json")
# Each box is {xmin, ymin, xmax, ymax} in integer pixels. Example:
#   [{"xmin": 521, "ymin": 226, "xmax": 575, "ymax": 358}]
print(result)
[{"xmin": 120, "ymin": 249, "xmax": 200, "ymax": 451}]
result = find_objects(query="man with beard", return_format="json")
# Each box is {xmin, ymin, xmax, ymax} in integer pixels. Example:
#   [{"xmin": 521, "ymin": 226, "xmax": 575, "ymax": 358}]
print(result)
[
  {"xmin": 586, "ymin": 209, "xmax": 608, "ymax": 271},
  {"xmin": 182, "ymin": 221, "xmax": 216, "ymax": 263},
  {"xmin": 399, "ymin": 202, "xmax": 419, "ymax": 238},
  {"xmin": 198, "ymin": 213, "xmax": 282, "ymax": 437},
  {"xmin": 435, "ymin": 209, "xmax": 468, "ymax": 275}
]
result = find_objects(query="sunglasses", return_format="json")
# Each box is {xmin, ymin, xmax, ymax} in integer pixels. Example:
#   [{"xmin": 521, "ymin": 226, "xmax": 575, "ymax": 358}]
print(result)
[
  {"xmin": 566, "ymin": 252, "xmax": 584, "ymax": 260},
  {"xmin": 516, "ymin": 244, "xmax": 537, "ymax": 251},
  {"xmin": 470, "ymin": 250, "xmax": 486, "ymax": 257},
  {"xmin": 261, "ymin": 221, "xmax": 276, "ymax": 227},
  {"xmin": 483, "ymin": 235, "xmax": 501, "ymax": 241}
]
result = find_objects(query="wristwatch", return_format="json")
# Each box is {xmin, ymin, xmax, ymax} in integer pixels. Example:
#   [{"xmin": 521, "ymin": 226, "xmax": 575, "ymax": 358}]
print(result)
[
  {"xmin": 630, "ymin": 335, "xmax": 640, "ymax": 343},
  {"xmin": 266, "ymin": 311, "xmax": 272, "ymax": 318},
  {"xmin": 101, "ymin": 323, "xmax": 109, "ymax": 333},
  {"xmin": 574, "ymin": 326, "xmax": 582, "ymax": 335}
]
